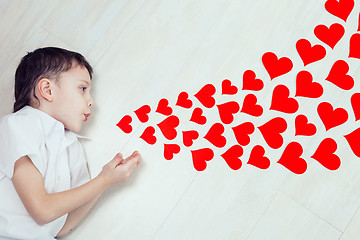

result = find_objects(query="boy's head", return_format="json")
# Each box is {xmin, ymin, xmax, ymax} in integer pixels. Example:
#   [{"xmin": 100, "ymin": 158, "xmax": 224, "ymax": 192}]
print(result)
[{"xmin": 14, "ymin": 47, "xmax": 94, "ymax": 133}]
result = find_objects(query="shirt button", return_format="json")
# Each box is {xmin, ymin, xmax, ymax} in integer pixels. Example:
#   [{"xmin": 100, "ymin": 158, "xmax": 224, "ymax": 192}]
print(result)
[{"xmin": 57, "ymin": 175, "xmax": 61, "ymax": 181}]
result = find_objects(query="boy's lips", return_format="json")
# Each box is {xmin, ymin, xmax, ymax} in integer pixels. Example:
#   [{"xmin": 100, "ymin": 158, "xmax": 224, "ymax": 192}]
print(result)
[{"xmin": 84, "ymin": 113, "xmax": 90, "ymax": 121}]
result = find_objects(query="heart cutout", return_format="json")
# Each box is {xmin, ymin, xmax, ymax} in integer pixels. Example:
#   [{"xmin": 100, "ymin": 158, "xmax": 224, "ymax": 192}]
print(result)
[
  {"xmin": 248, "ymin": 145, "xmax": 270, "ymax": 170},
  {"xmin": 325, "ymin": 0, "xmax": 354, "ymax": 22},
  {"xmin": 157, "ymin": 115, "xmax": 180, "ymax": 140},
  {"xmin": 182, "ymin": 130, "xmax": 199, "ymax": 147},
  {"xmin": 191, "ymin": 148, "xmax": 214, "ymax": 171},
  {"xmin": 317, "ymin": 102, "xmax": 348, "ymax": 131},
  {"xmin": 270, "ymin": 85, "xmax": 299, "ymax": 114},
  {"xmin": 242, "ymin": 70, "xmax": 264, "ymax": 91},
  {"xmin": 156, "ymin": 98, "xmax": 173, "ymax": 115},
  {"xmin": 295, "ymin": 71, "xmax": 323, "ymax": 98},
  {"xmin": 232, "ymin": 122, "xmax": 255, "ymax": 146},
  {"xmin": 345, "ymin": 127, "xmax": 360, "ymax": 158},
  {"xmin": 204, "ymin": 123, "xmax": 227, "ymax": 148},
  {"xmin": 351, "ymin": 93, "xmax": 360, "ymax": 121},
  {"xmin": 189, "ymin": 107, "xmax": 207, "ymax": 125},
  {"xmin": 222, "ymin": 79, "xmax": 238, "ymax": 95},
  {"xmin": 134, "ymin": 105, "xmax": 151, "ymax": 123},
  {"xmin": 277, "ymin": 142, "xmax": 307, "ymax": 174},
  {"xmin": 217, "ymin": 101, "xmax": 240, "ymax": 124},
  {"xmin": 220, "ymin": 145, "xmax": 243, "ymax": 170},
  {"xmin": 176, "ymin": 91, "xmax": 193, "ymax": 109},
  {"xmin": 325, "ymin": 60, "xmax": 354, "ymax": 90},
  {"xmin": 164, "ymin": 143, "xmax": 180, "ymax": 160},
  {"xmin": 314, "ymin": 23, "xmax": 345, "ymax": 49},
  {"xmin": 349, "ymin": 33, "xmax": 360, "ymax": 59},
  {"xmin": 116, "ymin": 115, "xmax": 132, "ymax": 134},
  {"xmin": 295, "ymin": 115, "xmax": 317, "ymax": 136},
  {"xmin": 296, "ymin": 39, "xmax": 326, "ymax": 66},
  {"xmin": 140, "ymin": 126, "xmax": 157, "ymax": 145},
  {"xmin": 311, "ymin": 138, "xmax": 341, "ymax": 170},
  {"xmin": 194, "ymin": 83, "xmax": 216, "ymax": 108},
  {"xmin": 262, "ymin": 52, "xmax": 293, "ymax": 80},
  {"xmin": 258, "ymin": 117, "xmax": 287, "ymax": 149},
  {"xmin": 241, "ymin": 94, "xmax": 263, "ymax": 117}
]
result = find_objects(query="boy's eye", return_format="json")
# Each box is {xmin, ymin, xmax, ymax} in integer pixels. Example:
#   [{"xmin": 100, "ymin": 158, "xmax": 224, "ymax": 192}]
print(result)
[{"xmin": 80, "ymin": 87, "xmax": 87, "ymax": 92}]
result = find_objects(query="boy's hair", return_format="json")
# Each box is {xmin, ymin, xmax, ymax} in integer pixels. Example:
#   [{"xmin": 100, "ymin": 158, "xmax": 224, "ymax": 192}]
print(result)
[{"xmin": 13, "ymin": 47, "xmax": 93, "ymax": 112}]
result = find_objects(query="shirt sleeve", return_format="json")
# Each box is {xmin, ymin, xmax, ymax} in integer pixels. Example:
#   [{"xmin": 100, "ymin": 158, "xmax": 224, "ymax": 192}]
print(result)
[
  {"xmin": 0, "ymin": 114, "xmax": 46, "ymax": 179},
  {"xmin": 68, "ymin": 140, "xmax": 91, "ymax": 188}
]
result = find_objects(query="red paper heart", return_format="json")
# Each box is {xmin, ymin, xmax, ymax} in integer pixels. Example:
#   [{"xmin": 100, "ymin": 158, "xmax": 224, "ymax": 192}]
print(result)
[
  {"xmin": 164, "ymin": 144, "xmax": 180, "ymax": 160},
  {"xmin": 349, "ymin": 33, "xmax": 360, "ymax": 59},
  {"xmin": 296, "ymin": 39, "xmax": 326, "ymax": 66},
  {"xmin": 295, "ymin": 71, "xmax": 323, "ymax": 98},
  {"xmin": 176, "ymin": 91, "xmax": 193, "ymax": 109},
  {"xmin": 314, "ymin": 23, "xmax": 345, "ymax": 49},
  {"xmin": 157, "ymin": 115, "xmax": 180, "ymax": 140},
  {"xmin": 258, "ymin": 117, "xmax": 287, "ymax": 149},
  {"xmin": 140, "ymin": 126, "xmax": 156, "ymax": 145},
  {"xmin": 242, "ymin": 70, "xmax": 263, "ymax": 91},
  {"xmin": 270, "ymin": 85, "xmax": 299, "ymax": 114},
  {"xmin": 156, "ymin": 98, "xmax": 173, "ymax": 115},
  {"xmin": 241, "ymin": 94, "xmax": 263, "ymax": 117},
  {"xmin": 262, "ymin": 52, "xmax": 293, "ymax": 80},
  {"xmin": 134, "ymin": 105, "xmax": 151, "ymax": 123},
  {"xmin": 204, "ymin": 123, "xmax": 227, "ymax": 148},
  {"xmin": 248, "ymin": 145, "xmax": 270, "ymax": 170},
  {"xmin": 345, "ymin": 127, "xmax": 360, "ymax": 158},
  {"xmin": 222, "ymin": 79, "xmax": 238, "ymax": 95},
  {"xmin": 325, "ymin": 0, "xmax": 354, "ymax": 22},
  {"xmin": 191, "ymin": 148, "xmax": 214, "ymax": 171},
  {"xmin": 325, "ymin": 60, "xmax": 354, "ymax": 90},
  {"xmin": 351, "ymin": 93, "xmax": 360, "ymax": 121},
  {"xmin": 232, "ymin": 122, "xmax": 255, "ymax": 146},
  {"xmin": 311, "ymin": 138, "xmax": 340, "ymax": 170},
  {"xmin": 116, "ymin": 115, "xmax": 132, "ymax": 134},
  {"xmin": 189, "ymin": 107, "xmax": 207, "ymax": 125},
  {"xmin": 277, "ymin": 142, "xmax": 307, "ymax": 174},
  {"xmin": 220, "ymin": 145, "xmax": 243, "ymax": 170},
  {"xmin": 182, "ymin": 130, "xmax": 199, "ymax": 147},
  {"xmin": 295, "ymin": 115, "xmax": 317, "ymax": 136},
  {"xmin": 317, "ymin": 102, "xmax": 348, "ymax": 131},
  {"xmin": 217, "ymin": 101, "xmax": 240, "ymax": 124},
  {"xmin": 194, "ymin": 83, "xmax": 216, "ymax": 108}
]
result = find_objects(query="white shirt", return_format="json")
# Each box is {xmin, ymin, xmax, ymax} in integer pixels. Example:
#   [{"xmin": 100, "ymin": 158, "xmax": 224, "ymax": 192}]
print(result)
[{"xmin": 0, "ymin": 106, "xmax": 91, "ymax": 240}]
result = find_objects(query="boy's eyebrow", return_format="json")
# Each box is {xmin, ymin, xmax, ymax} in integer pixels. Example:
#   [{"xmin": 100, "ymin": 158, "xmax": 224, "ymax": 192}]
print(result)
[{"xmin": 79, "ymin": 80, "xmax": 91, "ymax": 86}]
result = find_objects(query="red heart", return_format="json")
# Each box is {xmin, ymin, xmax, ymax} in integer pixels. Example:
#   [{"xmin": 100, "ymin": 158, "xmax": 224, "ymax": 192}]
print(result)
[
  {"xmin": 176, "ymin": 92, "xmax": 193, "ymax": 109},
  {"xmin": 191, "ymin": 148, "xmax": 214, "ymax": 171},
  {"xmin": 351, "ymin": 93, "xmax": 360, "ymax": 121},
  {"xmin": 157, "ymin": 115, "xmax": 180, "ymax": 140},
  {"xmin": 262, "ymin": 52, "xmax": 293, "ymax": 80},
  {"xmin": 242, "ymin": 70, "xmax": 263, "ymax": 91},
  {"xmin": 247, "ymin": 145, "xmax": 270, "ymax": 170},
  {"xmin": 295, "ymin": 71, "xmax": 323, "ymax": 98},
  {"xmin": 220, "ymin": 145, "xmax": 243, "ymax": 170},
  {"xmin": 258, "ymin": 117, "xmax": 287, "ymax": 149},
  {"xmin": 358, "ymin": 12, "xmax": 360, "ymax": 31},
  {"xmin": 116, "ymin": 115, "xmax": 132, "ymax": 134},
  {"xmin": 134, "ymin": 105, "xmax": 151, "ymax": 123},
  {"xmin": 182, "ymin": 130, "xmax": 199, "ymax": 147},
  {"xmin": 345, "ymin": 127, "xmax": 360, "ymax": 158},
  {"xmin": 317, "ymin": 102, "xmax": 348, "ymax": 131},
  {"xmin": 325, "ymin": 60, "xmax": 354, "ymax": 90},
  {"xmin": 204, "ymin": 123, "xmax": 227, "ymax": 148},
  {"xmin": 314, "ymin": 23, "xmax": 345, "ymax": 49},
  {"xmin": 164, "ymin": 144, "xmax": 180, "ymax": 160},
  {"xmin": 296, "ymin": 39, "xmax": 326, "ymax": 66},
  {"xmin": 325, "ymin": 0, "xmax": 354, "ymax": 22},
  {"xmin": 156, "ymin": 98, "xmax": 173, "ymax": 115},
  {"xmin": 349, "ymin": 33, "xmax": 360, "ymax": 59},
  {"xmin": 194, "ymin": 84, "xmax": 216, "ymax": 108},
  {"xmin": 217, "ymin": 101, "xmax": 240, "ymax": 124},
  {"xmin": 311, "ymin": 138, "xmax": 340, "ymax": 170},
  {"xmin": 295, "ymin": 115, "xmax": 317, "ymax": 136},
  {"xmin": 277, "ymin": 142, "xmax": 307, "ymax": 174},
  {"xmin": 232, "ymin": 122, "xmax": 255, "ymax": 146},
  {"xmin": 189, "ymin": 107, "xmax": 207, "ymax": 125},
  {"xmin": 241, "ymin": 94, "xmax": 263, "ymax": 117},
  {"xmin": 270, "ymin": 85, "xmax": 299, "ymax": 114},
  {"xmin": 140, "ymin": 126, "xmax": 156, "ymax": 145},
  {"xmin": 221, "ymin": 79, "xmax": 238, "ymax": 95}
]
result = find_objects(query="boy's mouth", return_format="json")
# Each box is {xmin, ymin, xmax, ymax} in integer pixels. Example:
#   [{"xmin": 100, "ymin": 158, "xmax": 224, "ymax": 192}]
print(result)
[{"xmin": 84, "ymin": 113, "xmax": 90, "ymax": 121}]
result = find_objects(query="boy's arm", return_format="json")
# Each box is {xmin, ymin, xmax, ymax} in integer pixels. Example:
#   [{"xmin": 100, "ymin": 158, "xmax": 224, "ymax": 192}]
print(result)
[{"xmin": 11, "ymin": 152, "xmax": 140, "ymax": 227}]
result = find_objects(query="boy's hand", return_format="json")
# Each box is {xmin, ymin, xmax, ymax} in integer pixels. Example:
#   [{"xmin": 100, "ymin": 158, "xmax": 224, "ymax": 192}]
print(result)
[{"xmin": 98, "ymin": 151, "xmax": 141, "ymax": 188}]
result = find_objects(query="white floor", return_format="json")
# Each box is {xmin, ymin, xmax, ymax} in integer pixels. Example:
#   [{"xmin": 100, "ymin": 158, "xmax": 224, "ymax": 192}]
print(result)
[{"xmin": 1, "ymin": 0, "xmax": 360, "ymax": 239}]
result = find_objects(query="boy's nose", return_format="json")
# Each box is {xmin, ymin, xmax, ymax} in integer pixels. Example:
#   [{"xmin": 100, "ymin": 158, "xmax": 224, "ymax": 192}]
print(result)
[{"xmin": 88, "ymin": 96, "xmax": 94, "ymax": 107}]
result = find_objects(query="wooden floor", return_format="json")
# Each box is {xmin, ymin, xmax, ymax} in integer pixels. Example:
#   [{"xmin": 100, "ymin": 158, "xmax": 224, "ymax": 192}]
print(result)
[{"xmin": 1, "ymin": 0, "xmax": 360, "ymax": 239}]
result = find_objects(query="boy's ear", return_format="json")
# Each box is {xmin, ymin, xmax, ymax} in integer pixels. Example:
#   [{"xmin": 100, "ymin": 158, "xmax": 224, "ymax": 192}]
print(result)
[{"xmin": 37, "ymin": 78, "xmax": 54, "ymax": 102}]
